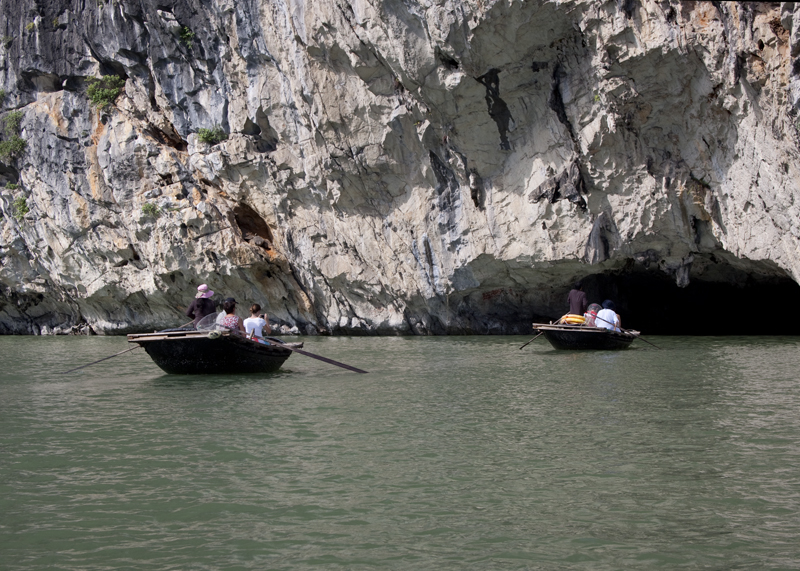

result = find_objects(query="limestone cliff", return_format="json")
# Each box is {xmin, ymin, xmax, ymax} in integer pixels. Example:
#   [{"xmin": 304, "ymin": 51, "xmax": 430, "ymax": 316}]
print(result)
[{"xmin": 1, "ymin": 0, "xmax": 799, "ymax": 335}]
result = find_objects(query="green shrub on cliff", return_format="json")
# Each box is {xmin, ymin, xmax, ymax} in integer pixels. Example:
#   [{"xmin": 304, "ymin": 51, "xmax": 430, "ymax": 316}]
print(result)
[
  {"xmin": 0, "ymin": 110, "xmax": 26, "ymax": 160},
  {"xmin": 12, "ymin": 196, "xmax": 28, "ymax": 220},
  {"xmin": 180, "ymin": 26, "xmax": 195, "ymax": 48},
  {"xmin": 4, "ymin": 110, "xmax": 22, "ymax": 133},
  {"xmin": 86, "ymin": 75, "xmax": 126, "ymax": 109},
  {"xmin": 197, "ymin": 126, "xmax": 227, "ymax": 145},
  {"xmin": 0, "ymin": 136, "xmax": 26, "ymax": 159},
  {"xmin": 141, "ymin": 202, "xmax": 160, "ymax": 218}
]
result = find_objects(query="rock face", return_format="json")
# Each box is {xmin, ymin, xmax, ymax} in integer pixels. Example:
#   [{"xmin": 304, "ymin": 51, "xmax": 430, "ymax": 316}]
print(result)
[{"xmin": 1, "ymin": 0, "xmax": 800, "ymax": 335}]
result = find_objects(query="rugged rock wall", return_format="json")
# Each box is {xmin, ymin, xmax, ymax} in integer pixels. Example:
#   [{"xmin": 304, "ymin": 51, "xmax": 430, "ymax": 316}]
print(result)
[{"xmin": 1, "ymin": 0, "xmax": 799, "ymax": 335}]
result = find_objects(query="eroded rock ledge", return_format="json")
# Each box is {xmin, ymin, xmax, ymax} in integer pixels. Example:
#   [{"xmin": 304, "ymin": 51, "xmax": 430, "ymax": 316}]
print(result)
[{"xmin": 1, "ymin": 0, "xmax": 800, "ymax": 335}]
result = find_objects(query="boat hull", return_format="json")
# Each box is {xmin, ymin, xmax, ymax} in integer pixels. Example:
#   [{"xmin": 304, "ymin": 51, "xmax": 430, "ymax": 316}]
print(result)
[
  {"xmin": 128, "ymin": 330, "xmax": 297, "ymax": 374},
  {"xmin": 532, "ymin": 323, "xmax": 637, "ymax": 350}
]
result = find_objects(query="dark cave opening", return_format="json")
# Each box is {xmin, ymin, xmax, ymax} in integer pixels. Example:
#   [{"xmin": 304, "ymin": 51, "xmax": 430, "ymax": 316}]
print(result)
[
  {"xmin": 233, "ymin": 203, "xmax": 274, "ymax": 250},
  {"xmin": 580, "ymin": 270, "xmax": 800, "ymax": 335}
]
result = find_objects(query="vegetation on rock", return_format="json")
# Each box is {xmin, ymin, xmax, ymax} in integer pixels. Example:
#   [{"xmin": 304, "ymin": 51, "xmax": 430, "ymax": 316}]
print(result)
[
  {"xmin": 4, "ymin": 110, "xmax": 23, "ymax": 133},
  {"xmin": 180, "ymin": 26, "xmax": 195, "ymax": 48},
  {"xmin": 197, "ymin": 126, "xmax": 227, "ymax": 145},
  {"xmin": 0, "ymin": 110, "xmax": 26, "ymax": 161},
  {"xmin": 141, "ymin": 202, "xmax": 160, "ymax": 218},
  {"xmin": 12, "ymin": 196, "xmax": 28, "ymax": 221},
  {"xmin": 0, "ymin": 137, "xmax": 27, "ymax": 160},
  {"xmin": 86, "ymin": 75, "xmax": 126, "ymax": 109}
]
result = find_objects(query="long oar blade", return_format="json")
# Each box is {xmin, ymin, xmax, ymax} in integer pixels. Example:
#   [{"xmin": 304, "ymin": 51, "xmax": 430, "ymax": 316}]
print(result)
[
  {"xmin": 264, "ymin": 337, "xmax": 368, "ymax": 374},
  {"xmin": 60, "ymin": 346, "xmax": 140, "ymax": 374}
]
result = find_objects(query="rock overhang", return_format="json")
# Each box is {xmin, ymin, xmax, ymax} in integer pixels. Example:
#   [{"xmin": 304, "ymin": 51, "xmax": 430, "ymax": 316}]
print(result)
[{"xmin": 0, "ymin": 0, "xmax": 798, "ymax": 336}]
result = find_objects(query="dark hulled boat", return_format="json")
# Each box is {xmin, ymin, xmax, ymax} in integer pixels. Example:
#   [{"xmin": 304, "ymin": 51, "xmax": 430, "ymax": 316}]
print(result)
[
  {"xmin": 127, "ymin": 328, "xmax": 302, "ymax": 374},
  {"xmin": 532, "ymin": 323, "xmax": 639, "ymax": 350}
]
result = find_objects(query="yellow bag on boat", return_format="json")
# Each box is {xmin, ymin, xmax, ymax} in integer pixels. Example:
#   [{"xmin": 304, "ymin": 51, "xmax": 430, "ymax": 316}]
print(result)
[{"xmin": 562, "ymin": 314, "xmax": 586, "ymax": 325}]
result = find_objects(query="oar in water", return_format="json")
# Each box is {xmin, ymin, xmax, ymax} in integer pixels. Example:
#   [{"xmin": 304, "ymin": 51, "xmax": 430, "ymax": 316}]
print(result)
[
  {"xmin": 629, "ymin": 333, "xmax": 661, "ymax": 350},
  {"xmin": 60, "ymin": 346, "xmax": 141, "ymax": 374},
  {"xmin": 60, "ymin": 319, "xmax": 196, "ymax": 374},
  {"xmin": 520, "ymin": 313, "xmax": 587, "ymax": 349},
  {"xmin": 592, "ymin": 314, "xmax": 661, "ymax": 349},
  {"xmin": 519, "ymin": 331, "xmax": 544, "ymax": 349},
  {"xmin": 261, "ymin": 336, "xmax": 368, "ymax": 374}
]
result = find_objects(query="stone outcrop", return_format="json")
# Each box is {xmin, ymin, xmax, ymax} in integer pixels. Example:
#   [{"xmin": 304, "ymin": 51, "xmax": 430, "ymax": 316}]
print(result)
[{"xmin": 1, "ymin": 0, "xmax": 800, "ymax": 335}]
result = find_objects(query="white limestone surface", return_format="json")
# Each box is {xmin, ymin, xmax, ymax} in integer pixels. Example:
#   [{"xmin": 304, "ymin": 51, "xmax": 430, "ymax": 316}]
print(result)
[{"xmin": 0, "ymin": 0, "xmax": 798, "ymax": 333}]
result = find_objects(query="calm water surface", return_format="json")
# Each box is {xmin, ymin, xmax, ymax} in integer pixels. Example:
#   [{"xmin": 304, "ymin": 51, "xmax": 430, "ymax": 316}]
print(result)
[{"xmin": 1, "ymin": 335, "xmax": 799, "ymax": 570}]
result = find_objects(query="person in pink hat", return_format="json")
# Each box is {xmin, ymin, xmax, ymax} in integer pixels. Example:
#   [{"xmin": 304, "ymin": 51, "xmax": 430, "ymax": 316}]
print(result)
[{"xmin": 185, "ymin": 284, "xmax": 216, "ymax": 326}]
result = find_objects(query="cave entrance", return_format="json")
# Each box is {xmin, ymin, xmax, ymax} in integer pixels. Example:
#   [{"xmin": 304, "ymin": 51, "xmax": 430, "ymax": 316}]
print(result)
[
  {"xmin": 581, "ymin": 268, "xmax": 800, "ymax": 335},
  {"xmin": 233, "ymin": 204, "xmax": 274, "ymax": 250}
]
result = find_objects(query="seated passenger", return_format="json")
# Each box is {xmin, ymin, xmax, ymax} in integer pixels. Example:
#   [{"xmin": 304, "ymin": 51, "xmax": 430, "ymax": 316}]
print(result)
[
  {"xmin": 244, "ymin": 304, "xmax": 272, "ymax": 341},
  {"xmin": 185, "ymin": 284, "xmax": 216, "ymax": 327},
  {"xmin": 595, "ymin": 300, "xmax": 621, "ymax": 332},
  {"xmin": 220, "ymin": 298, "xmax": 246, "ymax": 333},
  {"xmin": 584, "ymin": 303, "xmax": 602, "ymax": 327}
]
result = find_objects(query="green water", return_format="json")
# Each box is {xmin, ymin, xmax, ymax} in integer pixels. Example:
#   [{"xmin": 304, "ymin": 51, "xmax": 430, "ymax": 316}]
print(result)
[{"xmin": 1, "ymin": 335, "xmax": 800, "ymax": 570}]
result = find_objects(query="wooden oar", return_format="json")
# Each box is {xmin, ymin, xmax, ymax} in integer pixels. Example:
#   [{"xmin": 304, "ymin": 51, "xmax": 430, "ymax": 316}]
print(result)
[
  {"xmin": 592, "ymin": 314, "xmax": 661, "ymax": 349},
  {"xmin": 519, "ymin": 331, "xmax": 544, "ymax": 349},
  {"xmin": 60, "ymin": 319, "xmax": 197, "ymax": 375},
  {"xmin": 60, "ymin": 346, "xmax": 141, "ymax": 374},
  {"xmin": 628, "ymin": 334, "xmax": 661, "ymax": 350},
  {"xmin": 261, "ymin": 336, "xmax": 368, "ymax": 374}
]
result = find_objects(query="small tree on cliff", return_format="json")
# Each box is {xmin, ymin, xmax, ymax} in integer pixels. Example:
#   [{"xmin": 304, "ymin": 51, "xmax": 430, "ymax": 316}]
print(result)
[
  {"xmin": 197, "ymin": 126, "xmax": 227, "ymax": 145},
  {"xmin": 12, "ymin": 196, "xmax": 29, "ymax": 221},
  {"xmin": 86, "ymin": 75, "xmax": 126, "ymax": 109},
  {"xmin": 0, "ymin": 110, "xmax": 26, "ymax": 161}
]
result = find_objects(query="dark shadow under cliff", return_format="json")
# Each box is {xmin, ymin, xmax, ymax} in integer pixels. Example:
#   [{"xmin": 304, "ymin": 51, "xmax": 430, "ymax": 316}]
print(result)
[
  {"xmin": 411, "ymin": 253, "xmax": 800, "ymax": 337},
  {"xmin": 580, "ymin": 271, "xmax": 800, "ymax": 336}
]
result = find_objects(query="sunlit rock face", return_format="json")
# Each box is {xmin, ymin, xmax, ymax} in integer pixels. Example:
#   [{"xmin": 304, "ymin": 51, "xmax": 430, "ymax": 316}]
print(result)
[{"xmin": 1, "ymin": 0, "xmax": 800, "ymax": 335}]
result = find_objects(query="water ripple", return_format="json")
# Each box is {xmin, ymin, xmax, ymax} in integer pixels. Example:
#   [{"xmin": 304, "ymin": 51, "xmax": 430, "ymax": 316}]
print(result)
[{"xmin": 2, "ymin": 335, "xmax": 800, "ymax": 569}]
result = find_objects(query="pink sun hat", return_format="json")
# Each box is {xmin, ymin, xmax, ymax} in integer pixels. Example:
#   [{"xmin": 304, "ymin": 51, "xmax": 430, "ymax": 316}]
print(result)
[{"xmin": 195, "ymin": 284, "xmax": 214, "ymax": 299}]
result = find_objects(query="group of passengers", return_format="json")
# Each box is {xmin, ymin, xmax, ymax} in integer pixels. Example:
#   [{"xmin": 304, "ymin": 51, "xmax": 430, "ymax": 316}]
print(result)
[
  {"xmin": 187, "ymin": 280, "xmax": 622, "ymax": 338},
  {"xmin": 567, "ymin": 282, "xmax": 622, "ymax": 332},
  {"xmin": 184, "ymin": 284, "xmax": 272, "ymax": 342}
]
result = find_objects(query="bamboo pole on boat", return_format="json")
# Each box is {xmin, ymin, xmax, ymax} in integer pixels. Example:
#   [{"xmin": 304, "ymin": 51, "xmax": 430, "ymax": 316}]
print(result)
[
  {"xmin": 258, "ymin": 336, "xmax": 369, "ymax": 374},
  {"xmin": 519, "ymin": 331, "xmax": 544, "ymax": 349},
  {"xmin": 592, "ymin": 314, "xmax": 662, "ymax": 349},
  {"xmin": 60, "ymin": 319, "xmax": 196, "ymax": 374},
  {"xmin": 60, "ymin": 346, "xmax": 141, "ymax": 374}
]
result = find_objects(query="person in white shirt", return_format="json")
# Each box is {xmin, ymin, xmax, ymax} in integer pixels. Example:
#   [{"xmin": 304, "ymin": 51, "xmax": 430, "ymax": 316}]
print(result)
[
  {"xmin": 595, "ymin": 300, "xmax": 621, "ymax": 332},
  {"xmin": 243, "ymin": 303, "xmax": 271, "ymax": 339}
]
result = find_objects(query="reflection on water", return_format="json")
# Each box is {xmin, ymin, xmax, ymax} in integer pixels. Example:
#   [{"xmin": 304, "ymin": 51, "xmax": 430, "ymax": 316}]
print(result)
[{"xmin": 1, "ymin": 335, "xmax": 800, "ymax": 569}]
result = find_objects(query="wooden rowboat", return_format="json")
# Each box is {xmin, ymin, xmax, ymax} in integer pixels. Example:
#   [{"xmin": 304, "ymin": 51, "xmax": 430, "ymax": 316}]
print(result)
[
  {"xmin": 532, "ymin": 322, "xmax": 639, "ymax": 350},
  {"xmin": 127, "ymin": 328, "xmax": 303, "ymax": 374}
]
